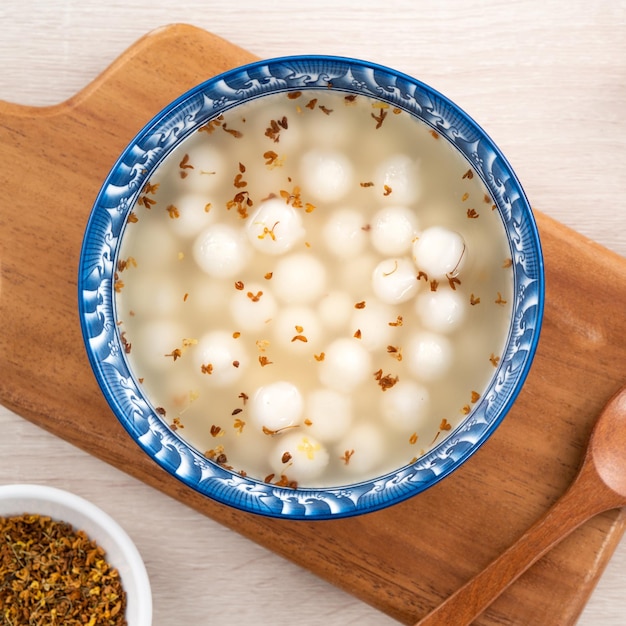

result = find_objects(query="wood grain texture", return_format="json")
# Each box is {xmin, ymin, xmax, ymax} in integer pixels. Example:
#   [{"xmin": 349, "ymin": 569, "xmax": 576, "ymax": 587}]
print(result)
[
  {"xmin": 417, "ymin": 386, "xmax": 626, "ymax": 625},
  {"xmin": 1, "ymin": 19, "xmax": 625, "ymax": 626}
]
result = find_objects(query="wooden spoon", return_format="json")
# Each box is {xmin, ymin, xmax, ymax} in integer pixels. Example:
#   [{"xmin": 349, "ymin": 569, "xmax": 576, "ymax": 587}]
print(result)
[{"xmin": 416, "ymin": 384, "xmax": 626, "ymax": 626}]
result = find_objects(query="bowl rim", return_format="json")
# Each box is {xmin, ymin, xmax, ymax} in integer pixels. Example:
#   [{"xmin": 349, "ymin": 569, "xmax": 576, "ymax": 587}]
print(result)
[
  {"xmin": 0, "ymin": 483, "xmax": 152, "ymax": 625},
  {"xmin": 78, "ymin": 54, "xmax": 545, "ymax": 520}
]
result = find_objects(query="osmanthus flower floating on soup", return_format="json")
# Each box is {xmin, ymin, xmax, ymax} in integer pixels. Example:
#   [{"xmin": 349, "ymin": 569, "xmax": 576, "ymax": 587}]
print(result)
[{"xmin": 114, "ymin": 89, "xmax": 513, "ymax": 488}]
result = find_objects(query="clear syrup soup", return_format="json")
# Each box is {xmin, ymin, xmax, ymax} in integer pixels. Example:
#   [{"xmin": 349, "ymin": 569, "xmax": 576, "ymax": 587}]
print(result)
[{"xmin": 115, "ymin": 89, "xmax": 513, "ymax": 488}]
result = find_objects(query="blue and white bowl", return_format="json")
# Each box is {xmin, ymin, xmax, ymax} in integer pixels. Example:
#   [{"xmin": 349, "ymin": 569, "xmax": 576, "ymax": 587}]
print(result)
[{"xmin": 78, "ymin": 56, "xmax": 544, "ymax": 520}]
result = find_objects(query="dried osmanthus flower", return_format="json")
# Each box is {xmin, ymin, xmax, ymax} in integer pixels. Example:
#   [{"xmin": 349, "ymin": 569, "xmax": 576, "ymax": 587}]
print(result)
[{"xmin": 0, "ymin": 514, "xmax": 127, "ymax": 625}]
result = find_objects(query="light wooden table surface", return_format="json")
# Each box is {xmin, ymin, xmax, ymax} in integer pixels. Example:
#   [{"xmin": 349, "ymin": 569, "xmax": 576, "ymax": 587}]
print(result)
[{"xmin": 1, "ymin": 1, "xmax": 625, "ymax": 624}]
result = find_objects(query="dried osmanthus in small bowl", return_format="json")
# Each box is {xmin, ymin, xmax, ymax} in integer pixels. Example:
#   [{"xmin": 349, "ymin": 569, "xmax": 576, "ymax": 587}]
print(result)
[
  {"xmin": 79, "ymin": 55, "xmax": 544, "ymax": 520},
  {"xmin": 0, "ymin": 484, "xmax": 152, "ymax": 625}
]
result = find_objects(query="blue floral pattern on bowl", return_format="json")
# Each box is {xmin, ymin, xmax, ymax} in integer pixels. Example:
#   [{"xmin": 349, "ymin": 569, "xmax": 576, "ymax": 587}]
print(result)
[{"xmin": 78, "ymin": 56, "xmax": 544, "ymax": 520}]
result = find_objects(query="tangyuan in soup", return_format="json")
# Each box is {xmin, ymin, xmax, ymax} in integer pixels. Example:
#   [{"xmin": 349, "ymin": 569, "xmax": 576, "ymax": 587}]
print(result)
[{"xmin": 115, "ymin": 89, "xmax": 513, "ymax": 488}]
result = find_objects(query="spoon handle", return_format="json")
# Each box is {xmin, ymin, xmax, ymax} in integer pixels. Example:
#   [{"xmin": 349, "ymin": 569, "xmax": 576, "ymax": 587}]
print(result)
[{"xmin": 414, "ymin": 466, "xmax": 621, "ymax": 626}]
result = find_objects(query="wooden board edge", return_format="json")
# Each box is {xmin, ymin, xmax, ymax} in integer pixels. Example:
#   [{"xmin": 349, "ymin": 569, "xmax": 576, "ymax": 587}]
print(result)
[{"xmin": 0, "ymin": 24, "xmax": 253, "ymax": 120}]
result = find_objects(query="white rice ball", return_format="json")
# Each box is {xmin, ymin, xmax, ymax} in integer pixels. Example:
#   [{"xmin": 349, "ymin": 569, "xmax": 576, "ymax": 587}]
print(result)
[
  {"xmin": 317, "ymin": 290, "xmax": 354, "ymax": 333},
  {"xmin": 318, "ymin": 338, "xmax": 372, "ymax": 392},
  {"xmin": 194, "ymin": 330, "xmax": 248, "ymax": 387},
  {"xmin": 245, "ymin": 197, "xmax": 305, "ymax": 256},
  {"xmin": 123, "ymin": 272, "xmax": 180, "ymax": 318},
  {"xmin": 349, "ymin": 300, "xmax": 395, "ymax": 351},
  {"xmin": 227, "ymin": 423, "xmax": 274, "ymax": 476},
  {"xmin": 299, "ymin": 149, "xmax": 354, "ymax": 203},
  {"xmin": 322, "ymin": 208, "xmax": 369, "ymax": 258},
  {"xmin": 161, "ymin": 368, "xmax": 202, "ymax": 416},
  {"xmin": 193, "ymin": 223, "xmax": 251, "ymax": 278},
  {"xmin": 370, "ymin": 205, "xmax": 419, "ymax": 256},
  {"xmin": 249, "ymin": 381, "xmax": 304, "ymax": 432},
  {"xmin": 133, "ymin": 319, "xmax": 185, "ymax": 373},
  {"xmin": 412, "ymin": 226, "xmax": 467, "ymax": 279},
  {"xmin": 229, "ymin": 281, "xmax": 277, "ymax": 332},
  {"xmin": 163, "ymin": 142, "xmax": 226, "ymax": 193},
  {"xmin": 270, "ymin": 432, "xmax": 329, "ymax": 483},
  {"xmin": 127, "ymin": 220, "xmax": 178, "ymax": 269},
  {"xmin": 415, "ymin": 289, "xmax": 466, "ymax": 334},
  {"xmin": 405, "ymin": 331, "xmax": 453, "ymax": 382},
  {"xmin": 271, "ymin": 253, "xmax": 327, "ymax": 304},
  {"xmin": 340, "ymin": 253, "xmax": 379, "ymax": 297},
  {"xmin": 305, "ymin": 388, "xmax": 353, "ymax": 443},
  {"xmin": 189, "ymin": 276, "xmax": 232, "ymax": 316},
  {"xmin": 380, "ymin": 380, "xmax": 430, "ymax": 432},
  {"xmin": 248, "ymin": 103, "xmax": 303, "ymax": 154},
  {"xmin": 373, "ymin": 154, "xmax": 420, "ymax": 204},
  {"xmin": 371, "ymin": 258, "xmax": 420, "ymax": 304},
  {"xmin": 303, "ymin": 102, "xmax": 355, "ymax": 148},
  {"xmin": 335, "ymin": 423, "xmax": 385, "ymax": 478},
  {"xmin": 166, "ymin": 193, "xmax": 216, "ymax": 239}
]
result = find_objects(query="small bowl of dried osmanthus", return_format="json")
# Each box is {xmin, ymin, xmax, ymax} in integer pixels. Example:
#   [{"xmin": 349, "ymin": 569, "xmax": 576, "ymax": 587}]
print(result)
[{"xmin": 0, "ymin": 483, "xmax": 151, "ymax": 626}]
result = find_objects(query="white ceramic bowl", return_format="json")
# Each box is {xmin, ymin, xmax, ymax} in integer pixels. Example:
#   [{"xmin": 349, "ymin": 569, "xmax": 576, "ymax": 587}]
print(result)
[{"xmin": 0, "ymin": 483, "xmax": 152, "ymax": 626}]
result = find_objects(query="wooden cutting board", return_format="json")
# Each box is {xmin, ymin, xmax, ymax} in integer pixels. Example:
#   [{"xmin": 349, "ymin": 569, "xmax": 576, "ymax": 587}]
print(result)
[{"xmin": 1, "ymin": 24, "xmax": 625, "ymax": 625}]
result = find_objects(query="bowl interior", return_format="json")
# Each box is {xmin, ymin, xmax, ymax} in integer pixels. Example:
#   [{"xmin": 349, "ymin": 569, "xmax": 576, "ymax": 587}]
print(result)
[{"xmin": 78, "ymin": 56, "xmax": 544, "ymax": 519}]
